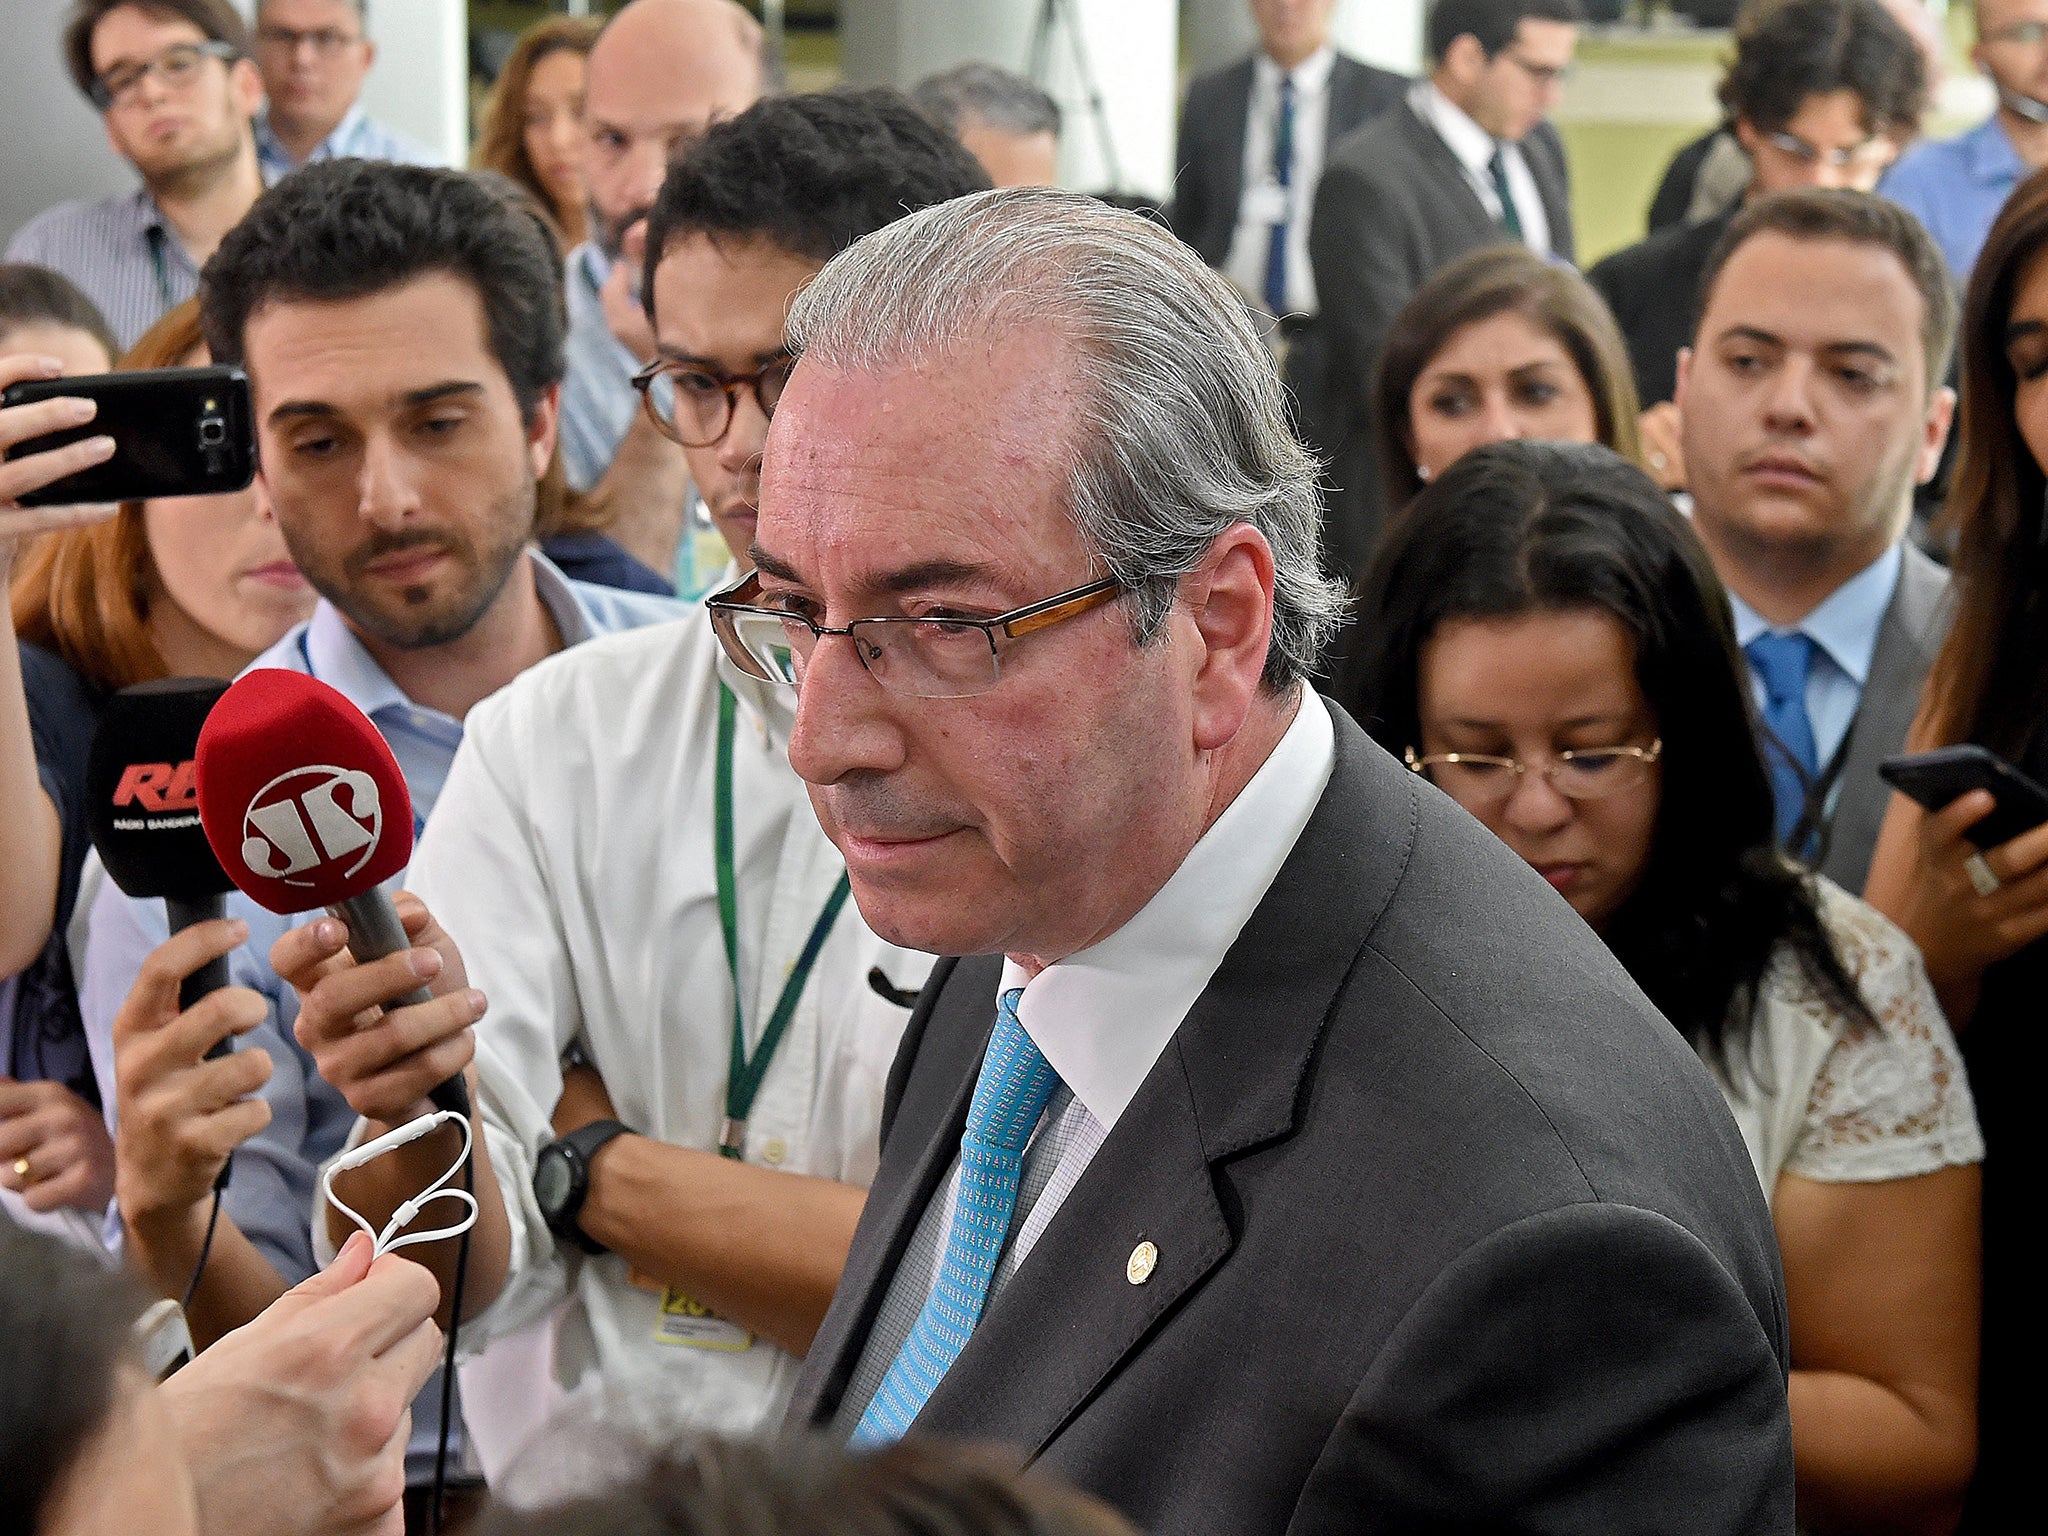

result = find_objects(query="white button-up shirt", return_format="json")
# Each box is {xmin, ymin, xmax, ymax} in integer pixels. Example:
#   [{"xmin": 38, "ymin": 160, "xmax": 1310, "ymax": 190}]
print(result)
[
  {"xmin": 1411, "ymin": 79, "xmax": 1553, "ymax": 259},
  {"xmin": 1223, "ymin": 46, "xmax": 1338, "ymax": 316},
  {"xmin": 403, "ymin": 598, "xmax": 931, "ymax": 1454}
]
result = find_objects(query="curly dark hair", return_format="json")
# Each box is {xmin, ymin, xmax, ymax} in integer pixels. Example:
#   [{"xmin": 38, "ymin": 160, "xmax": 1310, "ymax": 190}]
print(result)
[
  {"xmin": 1717, "ymin": 0, "xmax": 1927, "ymax": 138},
  {"xmin": 1337, "ymin": 440, "xmax": 1876, "ymax": 1072},
  {"xmin": 642, "ymin": 85, "xmax": 991, "ymax": 319},
  {"xmin": 199, "ymin": 159, "xmax": 566, "ymax": 423},
  {"xmin": 1425, "ymin": 0, "xmax": 1585, "ymax": 61}
]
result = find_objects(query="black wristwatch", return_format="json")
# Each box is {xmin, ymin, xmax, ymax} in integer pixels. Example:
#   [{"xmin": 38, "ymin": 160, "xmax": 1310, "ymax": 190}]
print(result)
[{"xmin": 533, "ymin": 1119, "xmax": 631, "ymax": 1255}]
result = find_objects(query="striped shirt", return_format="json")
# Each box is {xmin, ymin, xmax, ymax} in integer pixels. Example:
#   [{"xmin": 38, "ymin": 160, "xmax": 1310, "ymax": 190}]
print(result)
[
  {"xmin": 254, "ymin": 103, "xmax": 443, "ymax": 183},
  {"xmin": 5, "ymin": 189, "xmax": 199, "ymax": 351},
  {"xmin": 560, "ymin": 241, "xmax": 644, "ymax": 494}
]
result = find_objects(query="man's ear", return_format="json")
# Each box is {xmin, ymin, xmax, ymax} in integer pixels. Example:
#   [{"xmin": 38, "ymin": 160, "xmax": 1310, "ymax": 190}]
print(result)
[
  {"xmin": 1917, "ymin": 383, "xmax": 1957, "ymax": 486},
  {"xmin": 1730, "ymin": 114, "xmax": 1761, "ymax": 158},
  {"xmin": 1440, "ymin": 34, "xmax": 1486, "ymax": 90},
  {"xmin": 527, "ymin": 381, "xmax": 563, "ymax": 482},
  {"xmin": 1674, "ymin": 346, "xmax": 1694, "ymax": 412},
  {"xmin": 1184, "ymin": 522, "xmax": 1279, "ymax": 754},
  {"xmin": 231, "ymin": 57, "xmax": 266, "ymax": 122}
]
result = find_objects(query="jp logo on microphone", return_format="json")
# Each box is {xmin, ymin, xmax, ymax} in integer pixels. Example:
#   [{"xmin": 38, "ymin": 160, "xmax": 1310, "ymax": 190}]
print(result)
[{"xmin": 240, "ymin": 765, "xmax": 384, "ymax": 887}]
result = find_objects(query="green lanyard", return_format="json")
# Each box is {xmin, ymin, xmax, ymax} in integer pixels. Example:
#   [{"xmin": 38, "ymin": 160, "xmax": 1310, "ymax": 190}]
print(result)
[
  {"xmin": 146, "ymin": 225, "xmax": 174, "ymax": 313},
  {"xmin": 714, "ymin": 684, "xmax": 852, "ymax": 1160}
]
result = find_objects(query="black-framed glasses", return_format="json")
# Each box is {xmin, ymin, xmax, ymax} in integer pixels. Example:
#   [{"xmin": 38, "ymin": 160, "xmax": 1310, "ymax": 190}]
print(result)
[
  {"xmin": 90, "ymin": 39, "xmax": 238, "ymax": 111},
  {"xmin": 631, "ymin": 355, "xmax": 794, "ymax": 447},
  {"xmin": 1501, "ymin": 49, "xmax": 1573, "ymax": 88},
  {"xmin": 706, "ymin": 570, "xmax": 1124, "ymax": 699},
  {"xmin": 255, "ymin": 24, "xmax": 365, "ymax": 57},
  {"xmin": 1404, "ymin": 740, "xmax": 1663, "ymax": 805},
  {"xmin": 1762, "ymin": 130, "xmax": 1894, "ymax": 170}
]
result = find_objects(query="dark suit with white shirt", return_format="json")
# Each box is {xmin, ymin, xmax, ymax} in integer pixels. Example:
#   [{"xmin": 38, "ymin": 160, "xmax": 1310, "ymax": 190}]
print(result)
[
  {"xmin": 1170, "ymin": 53, "xmax": 1407, "ymax": 468},
  {"xmin": 790, "ymin": 703, "xmax": 1794, "ymax": 1536},
  {"xmin": 1308, "ymin": 99, "xmax": 1576, "ymax": 579}
]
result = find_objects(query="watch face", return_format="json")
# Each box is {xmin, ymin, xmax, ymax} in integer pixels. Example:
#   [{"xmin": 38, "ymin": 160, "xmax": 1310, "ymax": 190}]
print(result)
[{"xmin": 534, "ymin": 1148, "xmax": 573, "ymax": 1214}]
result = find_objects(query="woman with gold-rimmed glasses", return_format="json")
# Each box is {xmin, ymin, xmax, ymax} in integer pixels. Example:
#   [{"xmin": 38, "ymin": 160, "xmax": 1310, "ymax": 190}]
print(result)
[{"xmin": 1338, "ymin": 439, "xmax": 1983, "ymax": 1532}]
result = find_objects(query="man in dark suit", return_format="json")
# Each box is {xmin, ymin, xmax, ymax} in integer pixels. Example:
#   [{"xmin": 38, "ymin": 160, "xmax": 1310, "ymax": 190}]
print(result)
[
  {"xmin": 1169, "ymin": 1, "xmax": 1406, "ymax": 448},
  {"xmin": 1676, "ymin": 190, "xmax": 1955, "ymax": 892},
  {"xmin": 742, "ymin": 186, "xmax": 1792, "ymax": 1534},
  {"xmin": 1308, "ymin": 0, "xmax": 1582, "ymax": 580}
]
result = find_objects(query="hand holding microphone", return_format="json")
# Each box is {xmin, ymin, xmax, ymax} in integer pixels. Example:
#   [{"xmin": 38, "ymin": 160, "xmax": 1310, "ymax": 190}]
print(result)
[{"xmin": 194, "ymin": 669, "xmax": 476, "ymax": 1125}]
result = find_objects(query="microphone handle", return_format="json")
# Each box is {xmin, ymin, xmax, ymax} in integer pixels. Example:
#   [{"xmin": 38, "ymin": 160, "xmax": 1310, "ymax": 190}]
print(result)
[
  {"xmin": 163, "ymin": 894, "xmax": 232, "ymax": 1059},
  {"xmin": 329, "ymin": 891, "xmax": 472, "ymax": 1120}
]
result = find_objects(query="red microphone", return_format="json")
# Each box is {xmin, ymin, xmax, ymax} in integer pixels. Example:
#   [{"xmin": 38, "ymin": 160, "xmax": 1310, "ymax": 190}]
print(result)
[{"xmin": 193, "ymin": 669, "xmax": 468, "ymax": 1118}]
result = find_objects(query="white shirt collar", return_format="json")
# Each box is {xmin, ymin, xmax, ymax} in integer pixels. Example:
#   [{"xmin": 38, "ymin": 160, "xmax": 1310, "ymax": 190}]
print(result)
[
  {"xmin": 1255, "ymin": 44, "xmax": 1336, "ymax": 97},
  {"xmin": 1415, "ymin": 78, "xmax": 1502, "ymax": 180},
  {"xmin": 1000, "ymin": 688, "xmax": 1337, "ymax": 1131}
]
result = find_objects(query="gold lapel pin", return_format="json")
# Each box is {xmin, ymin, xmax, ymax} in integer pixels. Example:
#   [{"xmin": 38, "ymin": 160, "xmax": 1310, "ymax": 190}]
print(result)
[{"xmin": 1126, "ymin": 1240, "xmax": 1157, "ymax": 1285}]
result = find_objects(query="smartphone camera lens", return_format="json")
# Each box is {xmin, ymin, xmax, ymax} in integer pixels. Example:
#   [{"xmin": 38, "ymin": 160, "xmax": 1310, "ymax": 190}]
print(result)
[{"xmin": 198, "ymin": 415, "xmax": 226, "ymax": 448}]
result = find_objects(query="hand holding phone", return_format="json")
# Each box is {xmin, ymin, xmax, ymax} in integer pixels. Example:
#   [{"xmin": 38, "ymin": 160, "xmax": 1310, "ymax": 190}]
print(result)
[
  {"xmin": 2, "ymin": 363, "xmax": 253, "ymax": 510},
  {"xmin": 0, "ymin": 353, "xmax": 117, "ymax": 544},
  {"xmin": 1878, "ymin": 745, "xmax": 2048, "ymax": 849}
]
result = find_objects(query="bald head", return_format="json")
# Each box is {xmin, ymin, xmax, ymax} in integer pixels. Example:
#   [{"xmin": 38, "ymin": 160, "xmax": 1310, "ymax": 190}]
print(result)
[{"xmin": 584, "ymin": 0, "xmax": 768, "ymax": 256}]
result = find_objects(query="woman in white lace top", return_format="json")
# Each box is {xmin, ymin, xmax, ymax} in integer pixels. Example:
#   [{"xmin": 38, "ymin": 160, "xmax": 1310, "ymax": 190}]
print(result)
[{"xmin": 1337, "ymin": 441, "xmax": 1982, "ymax": 1533}]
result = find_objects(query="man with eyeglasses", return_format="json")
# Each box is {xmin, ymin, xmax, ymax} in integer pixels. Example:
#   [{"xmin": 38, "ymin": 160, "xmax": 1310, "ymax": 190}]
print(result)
[
  {"xmin": 250, "ymin": 0, "xmax": 440, "ymax": 181},
  {"xmin": 271, "ymin": 92, "xmax": 985, "ymax": 1471},
  {"xmin": 1884, "ymin": 0, "xmax": 2048, "ymax": 284},
  {"xmin": 1592, "ymin": 0, "xmax": 1927, "ymax": 491},
  {"xmin": 1306, "ymin": 0, "xmax": 1581, "ymax": 582},
  {"xmin": 6, "ymin": 0, "xmax": 264, "ymax": 349}
]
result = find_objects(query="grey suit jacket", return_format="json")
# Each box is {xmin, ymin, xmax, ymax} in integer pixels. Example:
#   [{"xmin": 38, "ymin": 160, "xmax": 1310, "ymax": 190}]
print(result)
[
  {"xmin": 1168, "ymin": 53, "xmax": 1409, "ymax": 271},
  {"xmin": 1307, "ymin": 100, "xmax": 1575, "ymax": 579},
  {"xmin": 1820, "ymin": 542, "xmax": 1953, "ymax": 892},
  {"xmin": 790, "ymin": 707, "xmax": 1794, "ymax": 1536}
]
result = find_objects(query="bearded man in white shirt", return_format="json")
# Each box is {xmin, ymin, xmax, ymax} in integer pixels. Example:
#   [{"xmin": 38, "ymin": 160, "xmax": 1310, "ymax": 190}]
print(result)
[{"xmin": 273, "ymin": 90, "xmax": 989, "ymax": 1463}]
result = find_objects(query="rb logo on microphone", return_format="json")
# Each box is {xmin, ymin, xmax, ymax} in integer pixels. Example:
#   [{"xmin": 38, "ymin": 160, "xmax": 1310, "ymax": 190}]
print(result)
[
  {"xmin": 112, "ymin": 760, "xmax": 198, "ymax": 813},
  {"xmin": 240, "ymin": 766, "xmax": 383, "ymax": 887}
]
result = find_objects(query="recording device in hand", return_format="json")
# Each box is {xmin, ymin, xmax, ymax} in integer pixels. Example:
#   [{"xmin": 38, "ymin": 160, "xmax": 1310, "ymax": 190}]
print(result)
[
  {"xmin": 1879, "ymin": 744, "xmax": 2048, "ymax": 848},
  {"xmin": 86, "ymin": 678, "xmax": 237, "ymax": 1033},
  {"xmin": 1, "ymin": 366, "xmax": 254, "ymax": 507},
  {"xmin": 193, "ymin": 668, "xmax": 469, "ymax": 1118}
]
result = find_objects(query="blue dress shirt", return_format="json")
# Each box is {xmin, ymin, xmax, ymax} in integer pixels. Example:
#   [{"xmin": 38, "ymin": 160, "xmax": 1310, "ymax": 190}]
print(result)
[
  {"xmin": 1882, "ymin": 115, "xmax": 2028, "ymax": 285},
  {"xmin": 1729, "ymin": 541, "xmax": 1903, "ymax": 807},
  {"xmin": 559, "ymin": 242, "xmax": 647, "ymax": 494},
  {"xmin": 255, "ymin": 103, "xmax": 443, "ymax": 183}
]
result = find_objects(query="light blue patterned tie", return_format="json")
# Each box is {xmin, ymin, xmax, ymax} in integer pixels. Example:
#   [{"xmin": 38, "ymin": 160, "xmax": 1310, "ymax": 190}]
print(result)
[{"xmin": 850, "ymin": 987, "xmax": 1057, "ymax": 1446}]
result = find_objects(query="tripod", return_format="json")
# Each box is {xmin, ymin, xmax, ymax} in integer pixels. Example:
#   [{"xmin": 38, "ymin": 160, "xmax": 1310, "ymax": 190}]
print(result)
[{"xmin": 1027, "ymin": 0, "xmax": 1124, "ymax": 191}]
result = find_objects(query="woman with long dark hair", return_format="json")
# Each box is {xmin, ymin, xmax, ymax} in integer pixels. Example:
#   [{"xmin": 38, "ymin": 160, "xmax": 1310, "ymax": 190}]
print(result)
[
  {"xmin": 1340, "ymin": 440, "xmax": 1982, "ymax": 1532},
  {"xmin": 1864, "ymin": 163, "xmax": 2048, "ymax": 1532}
]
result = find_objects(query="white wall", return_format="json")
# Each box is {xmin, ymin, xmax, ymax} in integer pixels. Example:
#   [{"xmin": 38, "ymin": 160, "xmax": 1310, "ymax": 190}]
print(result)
[
  {"xmin": 0, "ymin": 0, "xmax": 139, "ymax": 248},
  {"xmin": 840, "ymin": 0, "xmax": 1181, "ymax": 198}
]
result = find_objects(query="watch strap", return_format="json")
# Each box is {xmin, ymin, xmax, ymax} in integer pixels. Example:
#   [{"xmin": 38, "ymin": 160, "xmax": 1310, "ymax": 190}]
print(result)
[{"xmin": 541, "ymin": 1118, "xmax": 631, "ymax": 1254}]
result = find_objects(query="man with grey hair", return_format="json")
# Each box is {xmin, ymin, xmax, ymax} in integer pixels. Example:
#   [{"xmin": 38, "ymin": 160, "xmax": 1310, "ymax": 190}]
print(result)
[
  {"xmin": 911, "ymin": 62, "xmax": 1062, "ymax": 188},
  {"xmin": 751, "ymin": 188, "xmax": 1795, "ymax": 1532}
]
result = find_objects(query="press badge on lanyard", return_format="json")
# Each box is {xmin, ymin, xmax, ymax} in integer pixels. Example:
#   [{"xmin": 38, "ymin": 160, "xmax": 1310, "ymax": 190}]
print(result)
[{"xmin": 641, "ymin": 687, "xmax": 851, "ymax": 1352}]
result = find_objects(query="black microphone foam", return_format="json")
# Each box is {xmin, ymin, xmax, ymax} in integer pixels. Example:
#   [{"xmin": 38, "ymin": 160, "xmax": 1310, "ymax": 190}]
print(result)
[{"xmin": 87, "ymin": 678, "xmax": 238, "ymax": 1028}]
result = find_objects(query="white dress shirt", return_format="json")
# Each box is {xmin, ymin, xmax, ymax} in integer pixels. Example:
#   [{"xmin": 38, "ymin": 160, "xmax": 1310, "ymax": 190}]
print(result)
[
  {"xmin": 1223, "ymin": 46, "xmax": 1337, "ymax": 316},
  {"xmin": 1411, "ymin": 79, "xmax": 1553, "ymax": 259},
  {"xmin": 840, "ymin": 689, "xmax": 1337, "ymax": 1424},
  {"xmin": 391, "ymin": 601, "xmax": 931, "ymax": 1460}
]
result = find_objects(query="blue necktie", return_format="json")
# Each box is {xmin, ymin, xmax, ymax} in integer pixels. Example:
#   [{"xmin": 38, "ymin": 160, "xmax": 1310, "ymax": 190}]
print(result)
[
  {"xmin": 851, "ymin": 988, "xmax": 1058, "ymax": 1446},
  {"xmin": 1263, "ymin": 75, "xmax": 1296, "ymax": 317},
  {"xmin": 1489, "ymin": 143, "xmax": 1523, "ymax": 243},
  {"xmin": 1746, "ymin": 632, "xmax": 1820, "ymax": 846}
]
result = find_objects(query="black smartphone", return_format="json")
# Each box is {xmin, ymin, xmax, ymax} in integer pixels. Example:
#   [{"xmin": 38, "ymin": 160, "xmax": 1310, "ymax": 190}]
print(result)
[
  {"xmin": 1, "ymin": 365, "xmax": 254, "ymax": 507},
  {"xmin": 1878, "ymin": 744, "xmax": 2048, "ymax": 848}
]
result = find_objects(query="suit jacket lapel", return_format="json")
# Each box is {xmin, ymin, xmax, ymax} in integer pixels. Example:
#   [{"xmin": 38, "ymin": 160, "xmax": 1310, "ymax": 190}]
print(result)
[
  {"xmin": 912, "ymin": 709, "xmax": 1416, "ymax": 1457},
  {"xmin": 1525, "ymin": 122, "xmax": 1576, "ymax": 263},
  {"xmin": 1393, "ymin": 102, "xmax": 1499, "ymax": 248},
  {"xmin": 1215, "ymin": 59, "xmax": 1254, "ymax": 233}
]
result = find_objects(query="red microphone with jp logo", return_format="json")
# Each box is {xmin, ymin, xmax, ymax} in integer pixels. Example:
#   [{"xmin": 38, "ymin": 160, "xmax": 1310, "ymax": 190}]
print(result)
[{"xmin": 193, "ymin": 668, "xmax": 467, "ymax": 1118}]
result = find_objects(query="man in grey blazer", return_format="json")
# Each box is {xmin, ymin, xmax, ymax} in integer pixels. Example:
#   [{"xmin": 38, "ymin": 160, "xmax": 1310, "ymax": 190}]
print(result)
[
  {"xmin": 1169, "ymin": 1, "xmax": 1406, "ymax": 447},
  {"xmin": 1676, "ymin": 190, "xmax": 1955, "ymax": 893},
  {"xmin": 743, "ymin": 187, "xmax": 1792, "ymax": 1534},
  {"xmin": 1308, "ymin": 0, "xmax": 1581, "ymax": 579}
]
